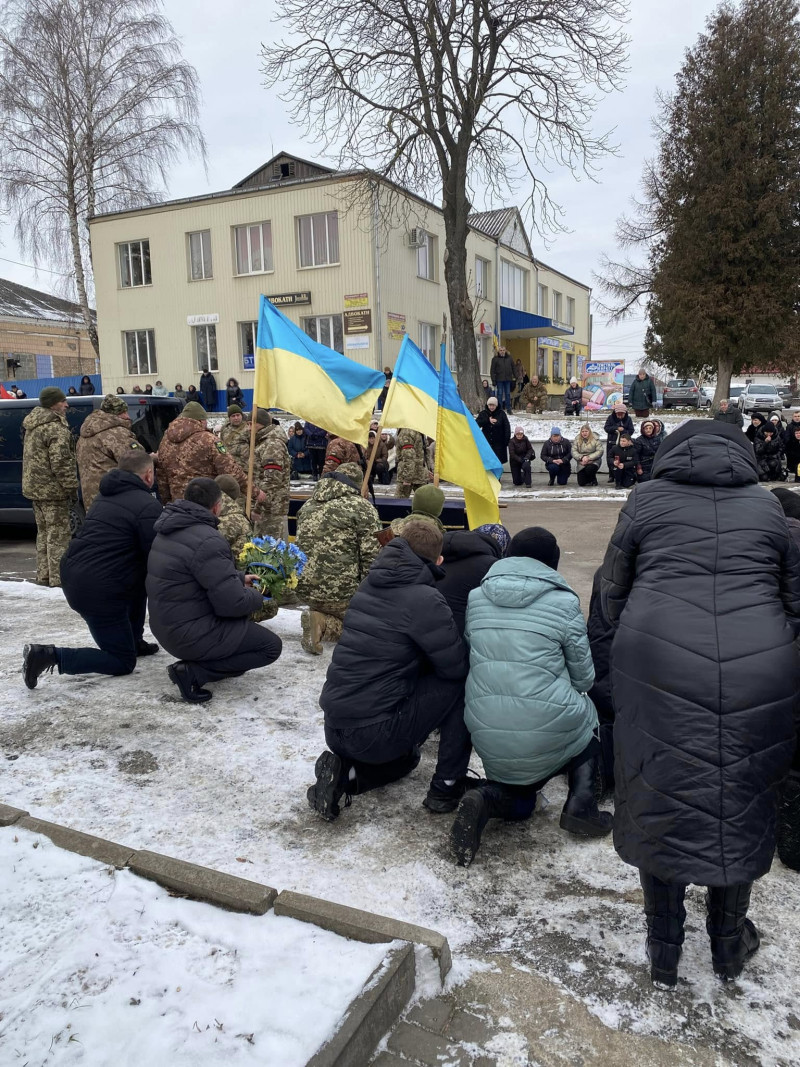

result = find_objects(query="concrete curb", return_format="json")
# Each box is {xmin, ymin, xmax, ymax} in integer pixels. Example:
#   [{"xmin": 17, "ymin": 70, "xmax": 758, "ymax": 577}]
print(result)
[
  {"xmin": 130, "ymin": 850, "xmax": 277, "ymax": 915},
  {"xmin": 307, "ymin": 943, "xmax": 415, "ymax": 1067},
  {"xmin": 17, "ymin": 816, "xmax": 136, "ymax": 868},
  {"xmin": 274, "ymin": 890, "xmax": 452, "ymax": 982},
  {"xmin": 0, "ymin": 803, "xmax": 29, "ymax": 826}
]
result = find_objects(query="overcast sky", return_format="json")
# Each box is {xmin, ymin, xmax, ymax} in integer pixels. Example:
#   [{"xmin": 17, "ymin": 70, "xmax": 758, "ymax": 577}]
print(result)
[{"xmin": 0, "ymin": 0, "xmax": 721, "ymax": 368}]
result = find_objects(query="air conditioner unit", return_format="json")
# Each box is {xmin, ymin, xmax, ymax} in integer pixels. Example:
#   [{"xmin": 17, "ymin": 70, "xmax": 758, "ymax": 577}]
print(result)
[{"xmin": 406, "ymin": 228, "xmax": 426, "ymax": 248}]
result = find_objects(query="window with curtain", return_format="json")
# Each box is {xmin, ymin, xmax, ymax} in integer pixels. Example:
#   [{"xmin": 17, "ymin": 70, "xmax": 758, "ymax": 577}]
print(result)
[
  {"xmin": 234, "ymin": 222, "xmax": 273, "ymax": 275},
  {"xmin": 297, "ymin": 212, "xmax": 340, "ymax": 267},
  {"xmin": 119, "ymin": 240, "xmax": 151, "ymax": 287},
  {"xmin": 193, "ymin": 324, "xmax": 218, "ymax": 371},
  {"xmin": 188, "ymin": 230, "xmax": 212, "ymax": 280},
  {"xmin": 124, "ymin": 329, "xmax": 157, "ymax": 375}
]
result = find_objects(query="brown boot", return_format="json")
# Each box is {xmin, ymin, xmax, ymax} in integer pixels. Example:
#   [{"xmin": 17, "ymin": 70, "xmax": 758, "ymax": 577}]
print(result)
[{"xmin": 300, "ymin": 609, "xmax": 323, "ymax": 655}]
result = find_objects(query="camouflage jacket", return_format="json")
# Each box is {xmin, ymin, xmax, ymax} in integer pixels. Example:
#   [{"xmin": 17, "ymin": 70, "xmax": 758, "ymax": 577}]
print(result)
[
  {"xmin": 322, "ymin": 437, "xmax": 364, "ymax": 475},
  {"xmin": 519, "ymin": 381, "xmax": 549, "ymax": 407},
  {"xmin": 390, "ymin": 512, "xmax": 445, "ymax": 536},
  {"xmin": 155, "ymin": 417, "xmax": 247, "ymax": 503},
  {"xmin": 21, "ymin": 406, "xmax": 78, "ymax": 502},
  {"xmin": 395, "ymin": 428, "xmax": 430, "ymax": 484},
  {"xmin": 296, "ymin": 474, "xmax": 381, "ymax": 602},
  {"xmin": 252, "ymin": 424, "xmax": 290, "ymax": 513},
  {"xmin": 76, "ymin": 410, "xmax": 142, "ymax": 509},
  {"xmin": 220, "ymin": 420, "xmax": 252, "ymax": 469},
  {"xmin": 217, "ymin": 495, "xmax": 253, "ymax": 559}
]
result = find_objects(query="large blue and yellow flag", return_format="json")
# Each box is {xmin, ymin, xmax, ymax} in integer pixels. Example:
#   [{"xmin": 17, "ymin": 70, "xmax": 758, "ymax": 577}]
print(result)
[
  {"xmin": 379, "ymin": 333, "xmax": 439, "ymax": 438},
  {"xmin": 254, "ymin": 295, "xmax": 385, "ymax": 442},
  {"xmin": 436, "ymin": 352, "xmax": 502, "ymax": 528}
]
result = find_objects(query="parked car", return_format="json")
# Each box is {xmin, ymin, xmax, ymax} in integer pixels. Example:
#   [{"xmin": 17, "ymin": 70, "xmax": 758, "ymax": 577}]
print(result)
[
  {"xmin": 777, "ymin": 385, "xmax": 794, "ymax": 409},
  {"xmin": 727, "ymin": 385, "xmax": 745, "ymax": 408},
  {"xmin": 698, "ymin": 387, "xmax": 713, "ymax": 408},
  {"xmin": 738, "ymin": 382, "xmax": 784, "ymax": 414},
  {"xmin": 662, "ymin": 379, "xmax": 702, "ymax": 408},
  {"xmin": 0, "ymin": 394, "xmax": 184, "ymax": 525}
]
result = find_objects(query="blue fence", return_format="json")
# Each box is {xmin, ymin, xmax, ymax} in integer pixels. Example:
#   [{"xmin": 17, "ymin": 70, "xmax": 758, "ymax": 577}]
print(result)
[{"xmin": 2, "ymin": 373, "xmax": 102, "ymax": 398}]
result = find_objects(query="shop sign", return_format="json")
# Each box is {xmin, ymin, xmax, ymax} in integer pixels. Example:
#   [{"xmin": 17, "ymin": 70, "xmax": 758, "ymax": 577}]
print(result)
[
  {"xmin": 242, "ymin": 353, "xmax": 255, "ymax": 370},
  {"xmin": 267, "ymin": 292, "xmax": 311, "ymax": 306},
  {"xmin": 344, "ymin": 292, "xmax": 369, "ymax": 308},
  {"xmin": 345, "ymin": 336, "xmax": 370, "ymax": 350},
  {"xmin": 387, "ymin": 312, "xmax": 407, "ymax": 340},
  {"xmin": 187, "ymin": 313, "xmax": 219, "ymax": 326},
  {"xmin": 344, "ymin": 309, "xmax": 372, "ymax": 334}
]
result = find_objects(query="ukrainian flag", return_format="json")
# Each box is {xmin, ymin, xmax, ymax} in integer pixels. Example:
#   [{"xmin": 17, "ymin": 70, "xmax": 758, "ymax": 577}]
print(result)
[
  {"xmin": 379, "ymin": 334, "xmax": 439, "ymax": 438},
  {"xmin": 436, "ymin": 355, "xmax": 502, "ymax": 529},
  {"xmin": 254, "ymin": 294, "xmax": 385, "ymax": 442}
]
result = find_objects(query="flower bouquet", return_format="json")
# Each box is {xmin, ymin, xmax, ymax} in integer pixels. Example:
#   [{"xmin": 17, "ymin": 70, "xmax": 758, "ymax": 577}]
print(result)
[{"xmin": 238, "ymin": 536, "xmax": 307, "ymax": 602}]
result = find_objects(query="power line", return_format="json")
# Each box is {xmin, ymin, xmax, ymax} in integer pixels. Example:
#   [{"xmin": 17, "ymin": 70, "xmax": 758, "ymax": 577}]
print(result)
[{"xmin": 0, "ymin": 255, "xmax": 72, "ymax": 277}]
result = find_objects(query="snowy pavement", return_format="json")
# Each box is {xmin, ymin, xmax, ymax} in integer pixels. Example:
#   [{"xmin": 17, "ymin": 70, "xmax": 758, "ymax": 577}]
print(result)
[
  {"xmin": 1, "ymin": 580, "xmax": 799, "ymax": 1066},
  {"xmin": 0, "ymin": 827, "xmax": 391, "ymax": 1065}
]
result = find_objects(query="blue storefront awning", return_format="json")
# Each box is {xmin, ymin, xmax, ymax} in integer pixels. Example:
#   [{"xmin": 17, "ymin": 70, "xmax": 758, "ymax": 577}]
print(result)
[{"xmin": 500, "ymin": 306, "xmax": 574, "ymax": 340}]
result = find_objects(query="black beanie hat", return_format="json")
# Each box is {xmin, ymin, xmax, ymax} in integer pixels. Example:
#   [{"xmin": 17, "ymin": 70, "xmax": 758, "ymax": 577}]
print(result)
[
  {"xmin": 771, "ymin": 487, "xmax": 800, "ymax": 520},
  {"xmin": 508, "ymin": 526, "xmax": 561, "ymax": 570}
]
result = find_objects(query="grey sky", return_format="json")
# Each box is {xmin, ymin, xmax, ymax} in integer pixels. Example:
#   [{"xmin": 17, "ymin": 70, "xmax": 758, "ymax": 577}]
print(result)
[{"xmin": 0, "ymin": 0, "xmax": 720, "ymax": 371}]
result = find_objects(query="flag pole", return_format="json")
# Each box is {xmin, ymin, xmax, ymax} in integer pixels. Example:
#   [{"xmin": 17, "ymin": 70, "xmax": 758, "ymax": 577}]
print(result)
[
  {"xmin": 361, "ymin": 355, "xmax": 402, "ymax": 498},
  {"xmin": 245, "ymin": 299, "xmax": 264, "ymax": 519},
  {"xmin": 433, "ymin": 316, "xmax": 447, "ymax": 488}
]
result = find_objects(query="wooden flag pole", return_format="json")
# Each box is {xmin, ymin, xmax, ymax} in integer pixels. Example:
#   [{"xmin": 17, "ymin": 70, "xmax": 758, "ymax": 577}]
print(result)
[
  {"xmin": 433, "ymin": 315, "xmax": 447, "ymax": 488},
  {"xmin": 362, "ymin": 369, "xmax": 401, "ymax": 498},
  {"xmin": 245, "ymin": 320, "xmax": 263, "ymax": 519}
]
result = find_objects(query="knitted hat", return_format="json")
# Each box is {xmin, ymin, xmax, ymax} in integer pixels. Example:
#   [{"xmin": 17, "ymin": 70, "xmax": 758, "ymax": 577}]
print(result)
[
  {"xmin": 215, "ymin": 474, "xmax": 241, "ymax": 500},
  {"xmin": 39, "ymin": 386, "xmax": 66, "ymax": 408},
  {"xmin": 100, "ymin": 393, "xmax": 127, "ymax": 415},
  {"xmin": 508, "ymin": 526, "xmax": 560, "ymax": 570},
  {"xmin": 336, "ymin": 461, "xmax": 364, "ymax": 486},
  {"xmin": 255, "ymin": 407, "xmax": 270, "ymax": 426},
  {"xmin": 475, "ymin": 523, "xmax": 511, "ymax": 556},
  {"xmin": 227, "ymin": 404, "xmax": 243, "ymax": 416},
  {"xmin": 550, "ymin": 427, "xmax": 562, "ymax": 436},
  {"xmin": 772, "ymin": 488, "xmax": 800, "ymax": 520},
  {"xmin": 411, "ymin": 484, "xmax": 445, "ymax": 518},
  {"xmin": 181, "ymin": 401, "xmax": 207, "ymax": 421},
  {"xmin": 514, "ymin": 425, "xmax": 524, "ymax": 434},
  {"xmin": 614, "ymin": 402, "xmax": 626, "ymax": 413},
  {"xmin": 487, "ymin": 397, "xmax": 498, "ymax": 406}
]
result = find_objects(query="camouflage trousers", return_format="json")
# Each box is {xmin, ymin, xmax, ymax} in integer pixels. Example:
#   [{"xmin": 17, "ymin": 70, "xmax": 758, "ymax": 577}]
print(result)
[
  {"xmin": 253, "ymin": 512, "xmax": 287, "ymax": 541},
  {"xmin": 395, "ymin": 477, "xmax": 431, "ymax": 498},
  {"xmin": 32, "ymin": 500, "xmax": 72, "ymax": 586},
  {"xmin": 301, "ymin": 599, "xmax": 348, "ymax": 653}
]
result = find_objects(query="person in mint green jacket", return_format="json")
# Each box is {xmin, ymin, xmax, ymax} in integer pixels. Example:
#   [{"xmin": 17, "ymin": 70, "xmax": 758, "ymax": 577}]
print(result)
[{"xmin": 450, "ymin": 526, "xmax": 612, "ymax": 867}]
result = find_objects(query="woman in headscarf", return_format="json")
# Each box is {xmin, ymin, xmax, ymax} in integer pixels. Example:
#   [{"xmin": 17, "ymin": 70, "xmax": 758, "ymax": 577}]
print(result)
[{"xmin": 634, "ymin": 419, "xmax": 661, "ymax": 482}]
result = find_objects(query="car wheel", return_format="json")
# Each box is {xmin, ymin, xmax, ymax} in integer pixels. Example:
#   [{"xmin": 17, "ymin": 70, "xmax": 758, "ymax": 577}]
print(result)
[{"xmin": 69, "ymin": 501, "xmax": 86, "ymax": 536}]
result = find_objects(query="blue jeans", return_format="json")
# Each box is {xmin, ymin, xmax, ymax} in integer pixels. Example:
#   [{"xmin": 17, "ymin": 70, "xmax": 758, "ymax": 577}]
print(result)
[
  {"xmin": 58, "ymin": 597, "xmax": 145, "ymax": 676},
  {"xmin": 494, "ymin": 380, "xmax": 512, "ymax": 411}
]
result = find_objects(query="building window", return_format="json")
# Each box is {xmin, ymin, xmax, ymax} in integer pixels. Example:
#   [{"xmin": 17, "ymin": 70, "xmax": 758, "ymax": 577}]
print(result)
[
  {"xmin": 476, "ymin": 336, "xmax": 492, "ymax": 376},
  {"xmin": 240, "ymin": 320, "xmax": 258, "ymax": 359},
  {"xmin": 566, "ymin": 296, "xmax": 575, "ymax": 326},
  {"xmin": 188, "ymin": 230, "xmax": 213, "ymax": 280},
  {"xmin": 537, "ymin": 284, "xmax": 548, "ymax": 316},
  {"xmin": 417, "ymin": 231, "xmax": 437, "ymax": 281},
  {"xmin": 301, "ymin": 314, "xmax": 344, "ymax": 353},
  {"xmin": 552, "ymin": 351, "xmax": 561, "ymax": 380},
  {"xmin": 124, "ymin": 329, "xmax": 157, "ymax": 375},
  {"xmin": 418, "ymin": 322, "xmax": 437, "ymax": 361},
  {"xmin": 500, "ymin": 260, "xmax": 526, "ymax": 310},
  {"xmin": 234, "ymin": 222, "xmax": 273, "ymax": 275},
  {"xmin": 537, "ymin": 347, "xmax": 547, "ymax": 377},
  {"xmin": 475, "ymin": 257, "xmax": 490, "ymax": 298},
  {"xmin": 119, "ymin": 240, "xmax": 151, "ymax": 288},
  {"xmin": 194, "ymin": 324, "xmax": 218, "ymax": 371},
  {"xmin": 297, "ymin": 212, "xmax": 339, "ymax": 268},
  {"xmin": 566, "ymin": 353, "xmax": 574, "ymax": 379},
  {"xmin": 552, "ymin": 291, "xmax": 563, "ymax": 322}
]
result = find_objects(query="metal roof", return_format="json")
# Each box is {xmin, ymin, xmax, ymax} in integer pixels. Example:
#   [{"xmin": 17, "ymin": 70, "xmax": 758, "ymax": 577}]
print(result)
[
  {"xmin": 0, "ymin": 277, "xmax": 93, "ymax": 324},
  {"xmin": 467, "ymin": 208, "xmax": 518, "ymax": 240}
]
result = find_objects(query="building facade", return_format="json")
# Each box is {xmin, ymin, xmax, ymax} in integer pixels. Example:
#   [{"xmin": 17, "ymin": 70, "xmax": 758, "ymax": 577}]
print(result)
[
  {"xmin": 89, "ymin": 152, "xmax": 591, "ymax": 407},
  {"xmin": 0, "ymin": 278, "xmax": 95, "ymax": 383}
]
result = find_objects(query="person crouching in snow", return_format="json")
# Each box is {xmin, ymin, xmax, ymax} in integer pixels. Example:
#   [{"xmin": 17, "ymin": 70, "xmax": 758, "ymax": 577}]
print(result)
[
  {"xmin": 450, "ymin": 526, "xmax": 611, "ymax": 868},
  {"xmin": 754, "ymin": 426, "xmax": 785, "ymax": 482},
  {"xmin": 308, "ymin": 520, "xmax": 473, "ymax": 821},
  {"xmin": 610, "ymin": 431, "xmax": 638, "ymax": 490}
]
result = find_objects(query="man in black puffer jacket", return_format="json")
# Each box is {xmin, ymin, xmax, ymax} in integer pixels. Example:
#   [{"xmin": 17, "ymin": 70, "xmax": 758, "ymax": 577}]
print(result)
[
  {"xmin": 308, "ymin": 521, "xmax": 471, "ymax": 821},
  {"xmin": 437, "ymin": 528, "xmax": 504, "ymax": 634},
  {"xmin": 22, "ymin": 451, "xmax": 163, "ymax": 688},
  {"xmin": 601, "ymin": 420, "xmax": 800, "ymax": 987},
  {"xmin": 147, "ymin": 477, "xmax": 282, "ymax": 703}
]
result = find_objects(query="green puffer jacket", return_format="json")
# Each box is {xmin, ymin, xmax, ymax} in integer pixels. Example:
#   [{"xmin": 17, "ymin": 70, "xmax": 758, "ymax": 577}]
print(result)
[{"xmin": 464, "ymin": 557, "xmax": 598, "ymax": 785}]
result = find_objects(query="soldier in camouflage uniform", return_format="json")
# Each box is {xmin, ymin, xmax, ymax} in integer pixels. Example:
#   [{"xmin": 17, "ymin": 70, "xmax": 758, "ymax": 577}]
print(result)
[
  {"xmin": 21, "ymin": 386, "xmax": 79, "ymax": 586},
  {"xmin": 517, "ymin": 376, "xmax": 549, "ymax": 414},
  {"xmin": 296, "ymin": 462, "xmax": 381, "ymax": 654},
  {"xmin": 251, "ymin": 409, "xmax": 291, "ymax": 540},
  {"xmin": 76, "ymin": 394, "xmax": 143, "ymax": 510},
  {"xmin": 395, "ymin": 427, "xmax": 433, "ymax": 497},
  {"xmin": 322, "ymin": 434, "xmax": 365, "ymax": 476},
  {"xmin": 220, "ymin": 405, "xmax": 252, "ymax": 470},
  {"xmin": 214, "ymin": 474, "xmax": 253, "ymax": 559},
  {"xmin": 155, "ymin": 401, "xmax": 254, "ymax": 504}
]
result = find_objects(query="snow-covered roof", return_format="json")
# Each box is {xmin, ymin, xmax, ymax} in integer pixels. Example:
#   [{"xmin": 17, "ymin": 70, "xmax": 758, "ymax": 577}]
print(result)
[{"xmin": 0, "ymin": 277, "xmax": 94, "ymax": 325}]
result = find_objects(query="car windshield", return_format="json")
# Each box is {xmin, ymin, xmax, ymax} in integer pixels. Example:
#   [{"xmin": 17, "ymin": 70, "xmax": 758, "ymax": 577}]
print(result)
[
  {"xmin": 667, "ymin": 380, "xmax": 694, "ymax": 388},
  {"xmin": 752, "ymin": 385, "xmax": 777, "ymax": 393},
  {"xmin": 728, "ymin": 387, "xmax": 743, "ymax": 396}
]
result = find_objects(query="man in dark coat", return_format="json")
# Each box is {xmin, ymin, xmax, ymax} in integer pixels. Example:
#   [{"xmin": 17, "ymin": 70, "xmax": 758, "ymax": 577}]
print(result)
[
  {"xmin": 147, "ymin": 477, "xmax": 282, "ymax": 703},
  {"xmin": 489, "ymin": 346, "xmax": 515, "ymax": 412},
  {"xmin": 22, "ymin": 451, "xmax": 163, "ymax": 687},
  {"xmin": 438, "ymin": 527, "xmax": 505, "ymax": 634},
  {"xmin": 308, "ymin": 521, "xmax": 472, "ymax": 821},
  {"xmin": 601, "ymin": 420, "xmax": 800, "ymax": 987},
  {"xmin": 476, "ymin": 397, "xmax": 511, "ymax": 465},
  {"xmin": 508, "ymin": 427, "xmax": 534, "ymax": 487},
  {"xmin": 198, "ymin": 368, "xmax": 218, "ymax": 411},
  {"xmin": 627, "ymin": 369, "xmax": 657, "ymax": 416},
  {"xmin": 713, "ymin": 399, "xmax": 744, "ymax": 428}
]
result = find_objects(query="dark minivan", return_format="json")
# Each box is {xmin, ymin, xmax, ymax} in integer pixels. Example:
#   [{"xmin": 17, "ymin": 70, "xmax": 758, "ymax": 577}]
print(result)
[{"xmin": 0, "ymin": 394, "xmax": 184, "ymax": 524}]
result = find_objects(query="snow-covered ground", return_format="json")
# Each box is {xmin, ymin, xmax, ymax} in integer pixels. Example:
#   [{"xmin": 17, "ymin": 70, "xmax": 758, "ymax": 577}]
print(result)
[
  {"xmin": 1, "ymin": 580, "xmax": 799, "ymax": 1066},
  {"xmin": 0, "ymin": 826, "xmax": 391, "ymax": 1065}
]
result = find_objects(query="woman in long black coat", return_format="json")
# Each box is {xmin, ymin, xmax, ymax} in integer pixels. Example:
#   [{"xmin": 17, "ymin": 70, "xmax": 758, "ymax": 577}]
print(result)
[
  {"xmin": 476, "ymin": 398, "xmax": 511, "ymax": 465},
  {"xmin": 601, "ymin": 420, "xmax": 800, "ymax": 987}
]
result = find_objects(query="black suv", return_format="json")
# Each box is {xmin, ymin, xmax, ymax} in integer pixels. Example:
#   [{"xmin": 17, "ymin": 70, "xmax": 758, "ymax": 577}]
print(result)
[{"xmin": 0, "ymin": 394, "xmax": 184, "ymax": 524}]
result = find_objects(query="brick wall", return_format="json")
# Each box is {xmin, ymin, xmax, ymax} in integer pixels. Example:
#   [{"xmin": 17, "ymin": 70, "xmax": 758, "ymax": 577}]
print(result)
[{"xmin": 1, "ymin": 320, "xmax": 95, "ymax": 380}]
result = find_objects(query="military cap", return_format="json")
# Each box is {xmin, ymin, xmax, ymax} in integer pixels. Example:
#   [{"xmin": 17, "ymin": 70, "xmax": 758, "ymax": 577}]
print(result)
[
  {"xmin": 39, "ymin": 386, "xmax": 66, "ymax": 408},
  {"xmin": 215, "ymin": 473, "xmax": 241, "ymax": 500},
  {"xmin": 181, "ymin": 401, "xmax": 207, "ymax": 421},
  {"xmin": 227, "ymin": 404, "xmax": 243, "ymax": 416},
  {"xmin": 411, "ymin": 484, "xmax": 445, "ymax": 518},
  {"xmin": 100, "ymin": 393, "xmax": 128, "ymax": 415},
  {"xmin": 255, "ymin": 407, "xmax": 271, "ymax": 426}
]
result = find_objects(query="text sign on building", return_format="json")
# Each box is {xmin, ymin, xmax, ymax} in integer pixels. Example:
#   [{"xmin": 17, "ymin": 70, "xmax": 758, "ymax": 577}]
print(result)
[
  {"xmin": 344, "ymin": 292, "xmax": 369, "ymax": 308},
  {"xmin": 343, "ymin": 309, "xmax": 372, "ymax": 335},
  {"xmin": 267, "ymin": 292, "xmax": 311, "ymax": 307},
  {"xmin": 346, "ymin": 336, "xmax": 370, "ymax": 350},
  {"xmin": 187, "ymin": 313, "xmax": 219, "ymax": 326},
  {"xmin": 242, "ymin": 353, "xmax": 255, "ymax": 371},
  {"xmin": 387, "ymin": 312, "xmax": 407, "ymax": 340}
]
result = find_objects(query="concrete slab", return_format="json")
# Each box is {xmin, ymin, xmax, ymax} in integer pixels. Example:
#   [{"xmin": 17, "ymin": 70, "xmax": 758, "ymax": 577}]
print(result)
[
  {"xmin": 0, "ymin": 803, "xmax": 28, "ymax": 826},
  {"xmin": 308, "ymin": 943, "xmax": 415, "ymax": 1067},
  {"xmin": 129, "ymin": 850, "xmax": 277, "ymax": 915},
  {"xmin": 387, "ymin": 1021, "xmax": 470, "ymax": 1066},
  {"xmin": 273, "ymin": 890, "xmax": 452, "ymax": 981},
  {"xmin": 16, "ymin": 816, "xmax": 135, "ymax": 867}
]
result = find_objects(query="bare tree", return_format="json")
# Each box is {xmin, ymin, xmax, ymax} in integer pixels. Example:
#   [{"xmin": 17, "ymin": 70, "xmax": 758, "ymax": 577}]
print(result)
[
  {"xmin": 262, "ymin": 0, "xmax": 628, "ymax": 410},
  {"xmin": 0, "ymin": 0, "xmax": 206, "ymax": 355}
]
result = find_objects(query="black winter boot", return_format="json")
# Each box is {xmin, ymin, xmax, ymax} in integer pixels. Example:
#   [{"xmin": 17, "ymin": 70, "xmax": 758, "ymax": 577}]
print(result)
[
  {"xmin": 167, "ymin": 662, "xmax": 212, "ymax": 704},
  {"xmin": 136, "ymin": 639, "xmax": 159, "ymax": 657},
  {"xmin": 559, "ymin": 754, "xmax": 613, "ymax": 837},
  {"xmin": 449, "ymin": 783, "xmax": 515, "ymax": 867},
  {"xmin": 640, "ymin": 871, "xmax": 686, "ymax": 987},
  {"xmin": 423, "ymin": 773, "xmax": 483, "ymax": 814},
  {"xmin": 777, "ymin": 770, "xmax": 800, "ymax": 871},
  {"xmin": 307, "ymin": 750, "xmax": 352, "ymax": 822},
  {"xmin": 22, "ymin": 644, "xmax": 58, "ymax": 690},
  {"xmin": 706, "ymin": 884, "xmax": 760, "ymax": 981}
]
